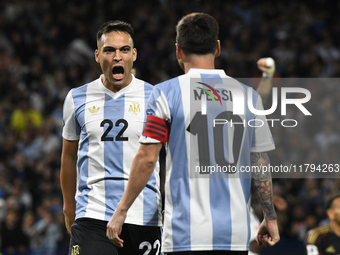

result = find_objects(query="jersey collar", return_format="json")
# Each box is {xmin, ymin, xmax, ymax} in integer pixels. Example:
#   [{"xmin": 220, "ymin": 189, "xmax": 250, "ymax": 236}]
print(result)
[
  {"xmin": 97, "ymin": 74, "xmax": 136, "ymax": 99},
  {"xmin": 187, "ymin": 68, "xmax": 230, "ymax": 77}
]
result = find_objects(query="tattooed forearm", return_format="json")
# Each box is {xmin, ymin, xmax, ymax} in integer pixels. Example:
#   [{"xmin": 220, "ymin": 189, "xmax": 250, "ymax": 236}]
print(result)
[{"xmin": 251, "ymin": 152, "xmax": 277, "ymax": 220}]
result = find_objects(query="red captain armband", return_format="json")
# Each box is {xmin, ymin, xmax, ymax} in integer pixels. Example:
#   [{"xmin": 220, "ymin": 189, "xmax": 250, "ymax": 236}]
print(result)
[{"xmin": 142, "ymin": 115, "xmax": 169, "ymax": 144}]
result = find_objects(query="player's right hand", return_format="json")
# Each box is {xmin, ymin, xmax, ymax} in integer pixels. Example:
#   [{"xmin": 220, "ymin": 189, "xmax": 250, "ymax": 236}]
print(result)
[
  {"xmin": 107, "ymin": 205, "xmax": 127, "ymax": 248},
  {"xmin": 256, "ymin": 219, "xmax": 280, "ymax": 247}
]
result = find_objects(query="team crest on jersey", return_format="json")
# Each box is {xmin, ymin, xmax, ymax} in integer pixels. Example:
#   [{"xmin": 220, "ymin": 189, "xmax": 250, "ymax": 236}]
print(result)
[
  {"xmin": 89, "ymin": 106, "xmax": 100, "ymax": 114},
  {"xmin": 128, "ymin": 102, "xmax": 141, "ymax": 115},
  {"xmin": 71, "ymin": 245, "xmax": 80, "ymax": 255}
]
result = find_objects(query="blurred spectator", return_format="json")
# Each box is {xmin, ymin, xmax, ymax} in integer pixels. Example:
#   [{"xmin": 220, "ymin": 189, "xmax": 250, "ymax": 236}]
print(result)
[
  {"xmin": 27, "ymin": 206, "xmax": 62, "ymax": 255},
  {"xmin": 0, "ymin": 210, "xmax": 29, "ymax": 255},
  {"xmin": 314, "ymin": 125, "xmax": 340, "ymax": 155},
  {"xmin": 10, "ymin": 96, "xmax": 43, "ymax": 137}
]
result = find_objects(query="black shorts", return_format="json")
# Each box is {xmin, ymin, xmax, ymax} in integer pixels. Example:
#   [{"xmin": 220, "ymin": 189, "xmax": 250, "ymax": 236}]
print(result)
[
  {"xmin": 69, "ymin": 218, "xmax": 161, "ymax": 255},
  {"xmin": 166, "ymin": 251, "xmax": 248, "ymax": 255}
]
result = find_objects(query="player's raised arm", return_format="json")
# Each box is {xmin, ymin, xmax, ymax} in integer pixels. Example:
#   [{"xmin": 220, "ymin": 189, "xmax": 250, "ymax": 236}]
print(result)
[
  {"xmin": 251, "ymin": 152, "xmax": 280, "ymax": 247},
  {"xmin": 256, "ymin": 57, "xmax": 275, "ymax": 105}
]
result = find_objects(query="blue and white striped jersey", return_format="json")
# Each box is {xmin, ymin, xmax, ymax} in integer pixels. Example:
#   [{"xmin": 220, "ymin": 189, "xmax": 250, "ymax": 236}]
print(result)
[
  {"xmin": 140, "ymin": 68, "xmax": 275, "ymax": 252},
  {"xmin": 62, "ymin": 75, "xmax": 162, "ymax": 226}
]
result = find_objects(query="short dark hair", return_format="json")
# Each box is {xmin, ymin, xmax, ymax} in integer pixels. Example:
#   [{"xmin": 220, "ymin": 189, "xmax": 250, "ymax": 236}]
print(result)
[
  {"xmin": 96, "ymin": 20, "xmax": 134, "ymax": 47},
  {"xmin": 176, "ymin": 13, "xmax": 219, "ymax": 55},
  {"xmin": 326, "ymin": 194, "xmax": 340, "ymax": 210}
]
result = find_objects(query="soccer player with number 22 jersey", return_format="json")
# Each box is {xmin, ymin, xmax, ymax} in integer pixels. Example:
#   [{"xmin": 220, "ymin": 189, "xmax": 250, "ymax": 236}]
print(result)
[{"xmin": 60, "ymin": 20, "xmax": 162, "ymax": 255}]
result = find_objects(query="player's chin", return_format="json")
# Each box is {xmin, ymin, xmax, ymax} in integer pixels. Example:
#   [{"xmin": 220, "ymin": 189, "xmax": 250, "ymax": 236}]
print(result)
[{"xmin": 111, "ymin": 80, "xmax": 125, "ymax": 89}]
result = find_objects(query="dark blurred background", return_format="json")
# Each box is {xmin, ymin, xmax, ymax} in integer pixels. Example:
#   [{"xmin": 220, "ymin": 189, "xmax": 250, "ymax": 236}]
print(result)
[{"xmin": 0, "ymin": 0, "xmax": 339, "ymax": 254}]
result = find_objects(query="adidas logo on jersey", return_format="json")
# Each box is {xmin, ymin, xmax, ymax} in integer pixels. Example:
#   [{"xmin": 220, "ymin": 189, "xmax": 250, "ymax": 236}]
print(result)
[
  {"xmin": 89, "ymin": 106, "xmax": 100, "ymax": 114},
  {"xmin": 128, "ymin": 102, "xmax": 141, "ymax": 115},
  {"xmin": 325, "ymin": 245, "xmax": 336, "ymax": 253}
]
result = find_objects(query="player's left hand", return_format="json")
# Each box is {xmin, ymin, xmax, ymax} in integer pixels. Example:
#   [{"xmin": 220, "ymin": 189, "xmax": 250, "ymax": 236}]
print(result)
[
  {"xmin": 106, "ymin": 206, "xmax": 127, "ymax": 248},
  {"xmin": 257, "ymin": 57, "xmax": 275, "ymax": 77}
]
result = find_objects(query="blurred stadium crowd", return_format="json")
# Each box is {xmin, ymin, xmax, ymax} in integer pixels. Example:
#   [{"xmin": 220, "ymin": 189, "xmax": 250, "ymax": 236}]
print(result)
[{"xmin": 0, "ymin": 0, "xmax": 339, "ymax": 254}]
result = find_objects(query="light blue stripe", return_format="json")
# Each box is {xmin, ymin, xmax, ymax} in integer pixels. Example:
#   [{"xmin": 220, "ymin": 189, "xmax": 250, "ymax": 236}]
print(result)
[
  {"xmin": 210, "ymin": 177, "xmax": 232, "ymax": 248},
  {"xmin": 245, "ymin": 88, "xmax": 259, "ymax": 247},
  {"xmin": 201, "ymin": 74, "xmax": 224, "ymax": 177},
  {"xmin": 143, "ymin": 82, "xmax": 153, "ymax": 122},
  {"xmin": 72, "ymin": 85, "xmax": 90, "ymax": 219},
  {"xmin": 238, "ymin": 83, "xmax": 255, "ymax": 247},
  {"xmin": 239, "ymin": 84, "xmax": 254, "ymax": 178},
  {"xmin": 143, "ymin": 82, "xmax": 159, "ymax": 224},
  {"xmin": 200, "ymin": 73, "xmax": 233, "ymax": 248},
  {"xmin": 104, "ymin": 94, "xmax": 125, "ymax": 220},
  {"xmin": 146, "ymin": 86, "xmax": 161, "ymax": 117},
  {"xmin": 159, "ymin": 77, "xmax": 191, "ymax": 248}
]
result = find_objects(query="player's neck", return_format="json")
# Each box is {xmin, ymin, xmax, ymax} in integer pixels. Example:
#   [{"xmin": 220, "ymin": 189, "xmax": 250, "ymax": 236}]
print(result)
[
  {"xmin": 330, "ymin": 221, "xmax": 340, "ymax": 237},
  {"xmin": 101, "ymin": 74, "xmax": 132, "ymax": 93},
  {"xmin": 183, "ymin": 55, "xmax": 215, "ymax": 74}
]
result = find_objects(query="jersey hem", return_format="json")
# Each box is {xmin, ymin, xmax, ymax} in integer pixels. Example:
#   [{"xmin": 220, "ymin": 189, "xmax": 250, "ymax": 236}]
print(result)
[
  {"xmin": 251, "ymin": 143, "xmax": 275, "ymax": 152},
  {"xmin": 139, "ymin": 136, "xmax": 162, "ymax": 144},
  {"xmin": 124, "ymin": 218, "xmax": 162, "ymax": 227},
  {"xmin": 62, "ymin": 133, "xmax": 79, "ymax": 141},
  {"xmin": 75, "ymin": 215, "xmax": 162, "ymax": 227},
  {"xmin": 162, "ymin": 244, "xmax": 249, "ymax": 253}
]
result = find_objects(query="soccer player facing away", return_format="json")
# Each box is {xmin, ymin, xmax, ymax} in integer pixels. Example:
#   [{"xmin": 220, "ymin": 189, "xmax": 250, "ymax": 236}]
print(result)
[
  {"xmin": 305, "ymin": 194, "xmax": 340, "ymax": 255},
  {"xmin": 60, "ymin": 21, "xmax": 162, "ymax": 255},
  {"xmin": 107, "ymin": 13, "xmax": 280, "ymax": 254}
]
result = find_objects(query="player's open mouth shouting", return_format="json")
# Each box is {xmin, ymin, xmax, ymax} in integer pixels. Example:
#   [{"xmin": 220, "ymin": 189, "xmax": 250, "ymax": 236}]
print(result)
[{"xmin": 112, "ymin": 65, "xmax": 124, "ymax": 81}]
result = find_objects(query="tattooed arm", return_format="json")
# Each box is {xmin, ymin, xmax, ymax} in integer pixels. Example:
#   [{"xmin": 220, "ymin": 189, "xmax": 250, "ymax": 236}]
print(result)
[
  {"xmin": 251, "ymin": 152, "xmax": 280, "ymax": 247},
  {"xmin": 251, "ymin": 152, "xmax": 276, "ymax": 220}
]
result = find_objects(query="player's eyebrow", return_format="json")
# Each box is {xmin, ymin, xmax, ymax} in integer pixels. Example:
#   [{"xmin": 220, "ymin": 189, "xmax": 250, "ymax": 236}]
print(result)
[{"xmin": 103, "ymin": 45, "xmax": 132, "ymax": 51}]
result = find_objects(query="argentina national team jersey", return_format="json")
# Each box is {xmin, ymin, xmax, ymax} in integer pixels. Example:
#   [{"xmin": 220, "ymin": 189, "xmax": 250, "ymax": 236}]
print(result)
[
  {"xmin": 62, "ymin": 75, "xmax": 162, "ymax": 226},
  {"xmin": 140, "ymin": 69, "xmax": 275, "ymax": 252}
]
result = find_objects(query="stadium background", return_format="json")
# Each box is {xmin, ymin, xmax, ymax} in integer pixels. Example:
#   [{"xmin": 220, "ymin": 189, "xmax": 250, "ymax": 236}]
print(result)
[{"xmin": 0, "ymin": 0, "xmax": 339, "ymax": 254}]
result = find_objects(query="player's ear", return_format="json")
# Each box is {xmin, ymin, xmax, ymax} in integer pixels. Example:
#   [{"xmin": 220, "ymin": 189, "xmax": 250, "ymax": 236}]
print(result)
[
  {"xmin": 176, "ymin": 43, "xmax": 182, "ymax": 60},
  {"xmin": 326, "ymin": 208, "xmax": 334, "ymax": 220},
  {"xmin": 133, "ymin": 48, "xmax": 137, "ymax": 62},
  {"xmin": 176, "ymin": 43, "xmax": 185, "ymax": 72},
  {"xmin": 215, "ymin": 40, "xmax": 221, "ymax": 57},
  {"xmin": 95, "ymin": 49, "xmax": 100, "ymax": 63}
]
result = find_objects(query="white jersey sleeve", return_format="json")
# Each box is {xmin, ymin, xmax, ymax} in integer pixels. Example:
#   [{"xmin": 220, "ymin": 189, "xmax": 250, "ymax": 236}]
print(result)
[
  {"xmin": 251, "ymin": 94, "xmax": 275, "ymax": 152},
  {"xmin": 62, "ymin": 90, "xmax": 80, "ymax": 141},
  {"xmin": 139, "ymin": 86, "xmax": 171, "ymax": 144}
]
